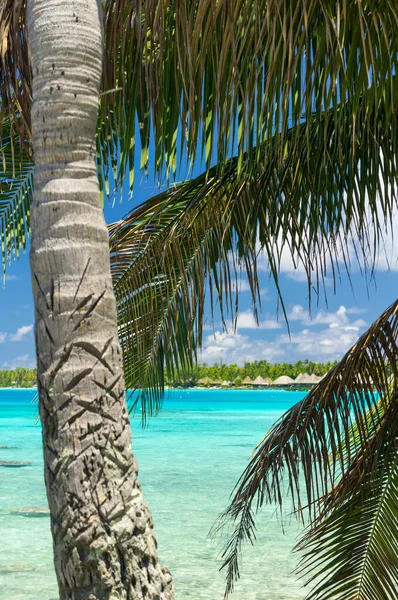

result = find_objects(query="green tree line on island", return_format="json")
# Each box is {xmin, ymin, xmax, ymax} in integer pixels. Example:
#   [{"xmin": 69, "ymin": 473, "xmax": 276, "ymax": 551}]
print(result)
[
  {"xmin": 0, "ymin": 362, "xmax": 336, "ymax": 389},
  {"xmin": 170, "ymin": 360, "xmax": 338, "ymax": 386},
  {"xmin": 0, "ymin": 368, "xmax": 37, "ymax": 388}
]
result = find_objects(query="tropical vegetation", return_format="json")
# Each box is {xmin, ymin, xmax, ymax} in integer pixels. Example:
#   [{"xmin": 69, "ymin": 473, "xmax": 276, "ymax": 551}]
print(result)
[
  {"xmin": 0, "ymin": 361, "xmax": 335, "ymax": 389},
  {"xmin": 0, "ymin": 368, "xmax": 37, "ymax": 388},
  {"xmin": 193, "ymin": 360, "xmax": 335, "ymax": 383},
  {"xmin": 0, "ymin": 1, "xmax": 397, "ymax": 599}
]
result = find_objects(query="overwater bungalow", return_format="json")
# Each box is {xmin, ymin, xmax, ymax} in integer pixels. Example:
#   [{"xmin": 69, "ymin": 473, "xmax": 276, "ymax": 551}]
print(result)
[
  {"xmin": 252, "ymin": 376, "xmax": 269, "ymax": 386},
  {"xmin": 309, "ymin": 373, "xmax": 322, "ymax": 384},
  {"xmin": 273, "ymin": 375, "xmax": 294, "ymax": 386},
  {"xmin": 295, "ymin": 373, "xmax": 313, "ymax": 385}
]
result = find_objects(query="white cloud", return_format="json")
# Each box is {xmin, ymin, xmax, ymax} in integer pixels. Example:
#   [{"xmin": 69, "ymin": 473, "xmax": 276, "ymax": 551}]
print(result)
[
  {"xmin": 199, "ymin": 330, "xmax": 285, "ymax": 364},
  {"xmin": 200, "ymin": 305, "xmax": 369, "ymax": 365},
  {"xmin": 0, "ymin": 332, "xmax": 6, "ymax": 343},
  {"xmin": 236, "ymin": 310, "xmax": 282, "ymax": 330},
  {"xmin": 288, "ymin": 304, "xmax": 367, "ymax": 329},
  {"xmin": 2, "ymin": 354, "xmax": 36, "ymax": 369},
  {"xmin": 236, "ymin": 311, "xmax": 257, "ymax": 328},
  {"xmin": 276, "ymin": 322, "xmax": 363, "ymax": 360},
  {"xmin": 9, "ymin": 324, "xmax": 34, "ymax": 342}
]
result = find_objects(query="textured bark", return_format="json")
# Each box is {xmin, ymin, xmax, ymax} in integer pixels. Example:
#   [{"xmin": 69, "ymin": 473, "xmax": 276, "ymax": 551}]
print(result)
[{"xmin": 27, "ymin": 2, "xmax": 173, "ymax": 599}]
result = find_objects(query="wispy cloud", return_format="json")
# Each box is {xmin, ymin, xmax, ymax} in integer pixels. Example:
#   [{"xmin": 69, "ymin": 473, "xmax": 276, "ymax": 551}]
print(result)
[
  {"xmin": 288, "ymin": 304, "xmax": 367, "ymax": 328},
  {"xmin": 2, "ymin": 354, "xmax": 36, "ymax": 369},
  {"xmin": 236, "ymin": 310, "xmax": 282, "ymax": 330},
  {"xmin": 199, "ymin": 329, "xmax": 286, "ymax": 364},
  {"xmin": 345, "ymin": 306, "xmax": 368, "ymax": 315},
  {"xmin": 199, "ymin": 304, "xmax": 368, "ymax": 365},
  {"xmin": 9, "ymin": 324, "xmax": 34, "ymax": 342}
]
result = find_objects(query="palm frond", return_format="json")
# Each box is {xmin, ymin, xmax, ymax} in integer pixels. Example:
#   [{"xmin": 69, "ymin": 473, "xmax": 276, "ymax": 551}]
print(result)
[
  {"xmin": 109, "ymin": 172, "xmax": 240, "ymax": 419},
  {"xmin": 3, "ymin": 1, "xmax": 398, "ymax": 198},
  {"xmin": 99, "ymin": 0, "xmax": 398, "ymax": 196},
  {"xmin": 109, "ymin": 88, "xmax": 398, "ymax": 417},
  {"xmin": 216, "ymin": 299, "xmax": 398, "ymax": 596},
  {"xmin": 98, "ymin": 0, "xmax": 398, "ymax": 196},
  {"xmin": 0, "ymin": 117, "xmax": 33, "ymax": 274},
  {"xmin": 298, "ymin": 397, "xmax": 398, "ymax": 600}
]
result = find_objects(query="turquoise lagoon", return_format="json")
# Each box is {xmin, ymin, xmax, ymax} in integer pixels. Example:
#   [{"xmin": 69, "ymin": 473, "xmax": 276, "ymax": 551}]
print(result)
[{"xmin": 0, "ymin": 388, "xmax": 308, "ymax": 600}]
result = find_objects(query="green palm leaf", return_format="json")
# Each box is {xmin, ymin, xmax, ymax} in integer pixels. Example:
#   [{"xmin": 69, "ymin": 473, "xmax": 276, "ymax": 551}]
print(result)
[
  {"xmin": 2, "ymin": 1, "xmax": 398, "ymax": 197},
  {"xmin": 0, "ymin": 117, "xmax": 33, "ymax": 273},
  {"xmin": 217, "ymin": 299, "xmax": 398, "ymax": 597},
  {"xmin": 108, "ymin": 175, "xmax": 234, "ymax": 419},
  {"xmin": 297, "ymin": 404, "xmax": 398, "ymax": 600},
  {"xmin": 97, "ymin": 0, "xmax": 398, "ymax": 197},
  {"xmin": 109, "ymin": 91, "xmax": 398, "ymax": 416}
]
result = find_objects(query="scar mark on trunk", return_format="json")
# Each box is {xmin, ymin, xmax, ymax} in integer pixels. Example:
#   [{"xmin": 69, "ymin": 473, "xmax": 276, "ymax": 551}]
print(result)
[
  {"xmin": 58, "ymin": 393, "xmax": 76, "ymax": 412},
  {"xmin": 45, "ymin": 344, "xmax": 74, "ymax": 388},
  {"xmin": 64, "ymin": 368, "xmax": 93, "ymax": 392},
  {"xmin": 73, "ymin": 258, "xmax": 91, "ymax": 302},
  {"xmin": 35, "ymin": 306, "xmax": 56, "ymax": 346},
  {"xmin": 34, "ymin": 273, "xmax": 51, "ymax": 310},
  {"xmin": 50, "ymin": 279, "xmax": 55, "ymax": 313},
  {"xmin": 72, "ymin": 290, "xmax": 106, "ymax": 332},
  {"xmin": 93, "ymin": 375, "xmax": 122, "ymax": 403},
  {"xmin": 73, "ymin": 340, "xmax": 115, "ymax": 375},
  {"xmin": 59, "ymin": 406, "xmax": 87, "ymax": 429},
  {"xmin": 69, "ymin": 294, "xmax": 94, "ymax": 321}
]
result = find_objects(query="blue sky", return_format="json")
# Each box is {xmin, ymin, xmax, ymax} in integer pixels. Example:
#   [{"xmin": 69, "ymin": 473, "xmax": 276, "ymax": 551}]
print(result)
[{"xmin": 0, "ymin": 175, "xmax": 396, "ymax": 369}]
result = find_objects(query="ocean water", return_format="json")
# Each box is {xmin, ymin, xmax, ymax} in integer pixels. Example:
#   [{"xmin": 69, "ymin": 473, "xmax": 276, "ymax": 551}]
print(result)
[{"xmin": 0, "ymin": 388, "xmax": 309, "ymax": 600}]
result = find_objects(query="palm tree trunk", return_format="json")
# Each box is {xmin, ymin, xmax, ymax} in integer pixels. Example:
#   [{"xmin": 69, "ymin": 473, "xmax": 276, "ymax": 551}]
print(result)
[{"xmin": 27, "ymin": 1, "xmax": 173, "ymax": 598}]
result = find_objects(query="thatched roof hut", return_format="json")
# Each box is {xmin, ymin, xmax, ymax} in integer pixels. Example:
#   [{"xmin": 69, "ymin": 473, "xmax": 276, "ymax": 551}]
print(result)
[
  {"xmin": 221, "ymin": 380, "xmax": 231, "ymax": 387},
  {"xmin": 242, "ymin": 376, "xmax": 253, "ymax": 385},
  {"xmin": 273, "ymin": 375, "xmax": 294, "ymax": 385},
  {"xmin": 309, "ymin": 373, "xmax": 322, "ymax": 383},
  {"xmin": 295, "ymin": 373, "xmax": 313, "ymax": 384},
  {"xmin": 252, "ymin": 376, "xmax": 268, "ymax": 386}
]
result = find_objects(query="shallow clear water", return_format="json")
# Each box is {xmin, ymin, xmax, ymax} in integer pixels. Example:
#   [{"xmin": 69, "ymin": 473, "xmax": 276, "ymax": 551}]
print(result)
[{"xmin": 0, "ymin": 388, "xmax": 308, "ymax": 600}]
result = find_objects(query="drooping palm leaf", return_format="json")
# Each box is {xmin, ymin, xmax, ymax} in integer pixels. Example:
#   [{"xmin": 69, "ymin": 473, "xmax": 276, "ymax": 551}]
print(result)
[
  {"xmin": 109, "ymin": 89, "xmax": 398, "ymax": 416},
  {"xmin": 217, "ymin": 299, "xmax": 398, "ymax": 597},
  {"xmin": 0, "ymin": 117, "xmax": 33, "ymax": 273},
  {"xmin": 92, "ymin": 0, "xmax": 398, "ymax": 197},
  {"xmin": 2, "ymin": 1, "xmax": 398, "ymax": 198},
  {"xmin": 109, "ymin": 171, "xmax": 241, "ymax": 419},
  {"xmin": 297, "ymin": 397, "xmax": 398, "ymax": 600}
]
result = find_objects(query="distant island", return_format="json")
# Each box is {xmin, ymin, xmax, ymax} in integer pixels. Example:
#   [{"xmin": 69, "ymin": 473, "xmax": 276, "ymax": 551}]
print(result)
[
  {"xmin": 168, "ymin": 359, "xmax": 338, "ymax": 389},
  {"xmin": 0, "ymin": 368, "xmax": 37, "ymax": 388},
  {"xmin": 0, "ymin": 360, "xmax": 338, "ymax": 390}
]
